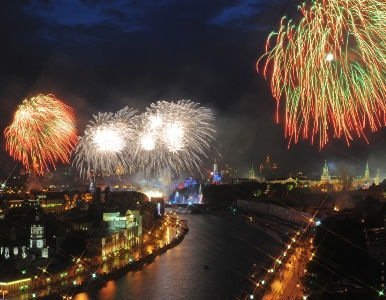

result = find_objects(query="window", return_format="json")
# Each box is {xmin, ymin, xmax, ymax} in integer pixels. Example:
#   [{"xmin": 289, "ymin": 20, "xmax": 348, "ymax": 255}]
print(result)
[{"xmin": 36, "ymin": 240, "xmax": 43, "ymax": 248}]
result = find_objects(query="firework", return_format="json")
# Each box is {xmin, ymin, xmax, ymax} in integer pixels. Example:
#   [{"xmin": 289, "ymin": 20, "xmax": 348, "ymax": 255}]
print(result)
[
  {"xmin": 74, "ymin": 107, "xmax": 137, "ymax": 178},
  {"xmin": 257, "ymin": 0, "xmax": 386, "ymax": 148},
  {"xmin": 133, "ymin": 100, "xmax": 215, "ymax": 175},
  {"xmin": 5, "ymin": 94, "xmax": 77, "ymax": 174}
]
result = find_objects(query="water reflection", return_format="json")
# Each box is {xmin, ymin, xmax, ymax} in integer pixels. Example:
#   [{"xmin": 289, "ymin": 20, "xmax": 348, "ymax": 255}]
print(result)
[
  {"xmin": 98, "ymin": 280, "xmax": 117, "ymax": 300},
  {"xmin": 73, "ymin": 292, "xmax": 90, "ymax": 300},
  {"xmin": 82, "ymin": 215, "xmax": 281, "ymax": 300}
]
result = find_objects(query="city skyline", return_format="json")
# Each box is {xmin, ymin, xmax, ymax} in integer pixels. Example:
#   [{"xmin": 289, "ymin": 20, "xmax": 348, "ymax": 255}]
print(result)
[{"xmin": 0, "ymin": 2, "xmax": 385, "ymax": 298}]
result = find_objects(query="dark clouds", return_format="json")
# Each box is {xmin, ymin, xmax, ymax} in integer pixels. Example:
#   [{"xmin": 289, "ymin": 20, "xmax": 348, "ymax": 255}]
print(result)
[{"xmin": 0, "ymin": 0, "xmax": 385, "ymax": 177}]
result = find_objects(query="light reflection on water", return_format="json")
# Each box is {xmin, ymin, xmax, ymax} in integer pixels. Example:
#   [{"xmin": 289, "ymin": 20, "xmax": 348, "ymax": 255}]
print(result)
[
  {"xmin": 82, "ymin": 214, "xmax": 281, "ymax": 300},
  {"xmin": 98, "ymin": 280, "xmax": 117, "ymax": 300},
  {"xmin": 73, "ymin": 292, "xmax": 90, "ymax": 300}
]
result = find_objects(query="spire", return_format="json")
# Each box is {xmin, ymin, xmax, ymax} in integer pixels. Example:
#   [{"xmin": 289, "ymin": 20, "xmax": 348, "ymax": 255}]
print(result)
[
  {"xmin": 321, "ymin": 160, "xmax": 330, "ymax": 182},
  {"xmin": 249, "ymin": 161, "xmax": 256, "ymax": 180},
  {"xmin": 198, "ymin": 184, "xmax": 203, "ymax": 203},
  {"xmin": 375, "ymin": 168, "xmax": 381, "ymax": 185},
  {"xmin": 364, "ymin": 161, "xmax": 370, "ymax": 181},
  {"xmin": 213, "ymin": 158, "xmax": 218, "ymax": 173}
]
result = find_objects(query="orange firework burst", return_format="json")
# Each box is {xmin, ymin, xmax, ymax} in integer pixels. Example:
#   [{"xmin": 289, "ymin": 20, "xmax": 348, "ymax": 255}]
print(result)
[{"xmin": 5, "ymin": 94, "xmax": 77, "ymax": 174}]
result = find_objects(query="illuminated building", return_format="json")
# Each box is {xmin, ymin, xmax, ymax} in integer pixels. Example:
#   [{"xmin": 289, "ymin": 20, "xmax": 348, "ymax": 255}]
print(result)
[
  {"xmin": 3, "ymin": 197, "xmax": 24, "ymax": 210},
  {"xmin": 29, "ymin": 215, "xmax": 49, "ymax": 258},
  {"xmin": 36, "ymin": 192, "xmax": 66, "ymax": 214},
  {"xmin": 211, "ymin": 159, "xmax": 222, "ymax": 183},
  {"xmin": 364, "ymin": 161, "xmax": 370, "ymax": 182},
  {"xmin": 248, "ymin": 162, "xmax": 257, "ymax": 180},
  {"xmin": 259, "ymin": 155, "xmax": 278, "ymax": 179},
  {"xmin": 0, "ymin": 278, "xmax": 31, "ymax": 297},
  {"xmin": 320, "ymin": 160, "xmax": 331, "ymax": 183},
  {"xmin": 265, "ymin": 161, "xmax": 384, "ymax": 193},
  {"xmin": 103, "ymin": 210, "xmax": 142, "ymax": 231},
  {"xmin": 30, "ymin": 224, "xmax": 46, "ymax": 249},
  {"xmin": 82, "ymin": 192, "xmax": 93, "ymax": 202},
  {"xmin": 351, "ymin": 162, "xmax": 377, "ymax": 189},
  {"xmin": 143, "ymin": 190, "xmax": 163, "ymax": 200},
  {"xmin": 88, "ymin": 210, "xmax": 142, "ymax": 262},
  {"xmin": 375, "ymin": 169, "xmax": 381, "ymax": 186},
  {"xmin": 71, "ymin": 220, "xmax": 93, "ymax": 233}
]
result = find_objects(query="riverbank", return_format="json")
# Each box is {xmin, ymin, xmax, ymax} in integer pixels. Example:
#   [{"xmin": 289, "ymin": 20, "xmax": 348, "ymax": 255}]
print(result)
[
  {"xmin": 42, "ymin": 224, "xmax": 189, "ymax": 300},
  {"xmin": 8, "ymin": 221, "xmax": 188, "ymax": 300}
]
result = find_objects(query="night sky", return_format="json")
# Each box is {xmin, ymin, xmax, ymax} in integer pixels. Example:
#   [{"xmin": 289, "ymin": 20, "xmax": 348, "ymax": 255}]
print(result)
[{"xmin": 1, "ymin": 0, "xmax": 385, "ymax": 178}]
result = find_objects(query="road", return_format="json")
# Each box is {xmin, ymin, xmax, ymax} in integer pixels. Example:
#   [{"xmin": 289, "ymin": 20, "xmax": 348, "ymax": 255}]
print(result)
[{"xmin": 262, "ymin": 237, "xmax": 313, "ymax": 300}]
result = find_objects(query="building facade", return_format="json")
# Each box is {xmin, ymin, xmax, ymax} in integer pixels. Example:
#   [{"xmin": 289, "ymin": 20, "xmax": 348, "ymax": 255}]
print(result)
[{"xmin": 88, "ymin": 210, "xmax": 142, "ymax": 262}]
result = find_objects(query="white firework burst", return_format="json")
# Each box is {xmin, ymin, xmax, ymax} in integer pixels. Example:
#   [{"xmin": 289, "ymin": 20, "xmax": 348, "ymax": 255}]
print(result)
[
  {"xmin": 74, "ymin": 107, "xmax": 137, "ymax": 178},
  {"xmin": 133, "ymin": 100, "xmax": 215, "ymax": 175}
]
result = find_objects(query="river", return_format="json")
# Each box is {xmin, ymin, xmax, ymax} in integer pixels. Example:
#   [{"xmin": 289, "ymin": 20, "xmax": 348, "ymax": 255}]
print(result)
[{"xmin": 74, "ymin": 214, "xmax": 283, "ymax": 300}]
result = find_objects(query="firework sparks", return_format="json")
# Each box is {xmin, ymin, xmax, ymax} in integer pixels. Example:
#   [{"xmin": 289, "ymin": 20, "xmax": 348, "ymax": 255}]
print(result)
[
  {"xmin": 74, "ymin": 107, "xmax": 137, "ymax": 178},
  {"xmin": 257, "ymin": 0, "xmax": 386, "ymax": 148},
  {"xmin": 133, "ymin": 100, "xmax": 215, "ymax": 175},
  {"xmin": 4, "ymin": 94, "xmax": 77, "ymax": 174}
]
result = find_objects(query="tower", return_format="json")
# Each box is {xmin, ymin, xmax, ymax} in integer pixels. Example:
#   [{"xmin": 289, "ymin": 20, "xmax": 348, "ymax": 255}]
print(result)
[
  {"xmin": 364, "ymin": 162, "xmax": 370, "ymax": 181},
  {"xmin": 321, "ymin": 160, "xmax": 330, "ymax": 182},
  {"xmin": 30, "ymin": 216, "xmax": 46, "ymax": 249},
  {"xmin": 198, "ymin": 184, "xmax": 203, "ymax": 203},
  {"xmin": 249, "ymin": 162, "xmax": 256, "ymax": 180},
  {"xmin": 259, "ymin": 155, "xmax": 278, "ymax": 179},
  {"xmin": 30, "ymin": 215, "xmax": 49, "ymax": 258},
  {"xmin": 375, "ymin": 168, "xmax": 381, "ymax": 185},
  {"xmin": 211, "ymin": 158, "xmax": 221, "ymax": 183}
]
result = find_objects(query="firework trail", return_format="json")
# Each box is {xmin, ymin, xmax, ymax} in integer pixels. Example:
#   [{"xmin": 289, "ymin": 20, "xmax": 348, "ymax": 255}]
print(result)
[
  {"xmin": 5, "ymin": 94, "xmax": 77, "ymax": 175},
  {"xmin": 74, "ymin": 107, "xmax": 137, "ymax": 178},
  {"xmin": 133, "ymin": 100, "xmax": 215, "ymax": 175},
  {"xmin": 258, "ymin": 0, "xmax": 386, "ymax": 148}
]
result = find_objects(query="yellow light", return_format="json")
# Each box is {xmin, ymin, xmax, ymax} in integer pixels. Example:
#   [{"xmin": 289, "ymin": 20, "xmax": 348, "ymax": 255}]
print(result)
[{"xmin": 0, "ymin": 278, "xmax": 31, "ymax": 286}]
